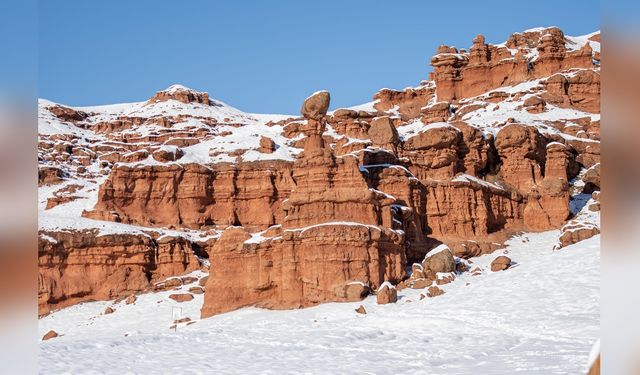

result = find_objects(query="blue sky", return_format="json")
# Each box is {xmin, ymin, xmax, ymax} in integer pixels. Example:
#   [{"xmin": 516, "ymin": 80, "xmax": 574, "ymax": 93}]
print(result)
[{"xmin": 38, "ymin": 0, "xmax": 600, "ymax": 114}]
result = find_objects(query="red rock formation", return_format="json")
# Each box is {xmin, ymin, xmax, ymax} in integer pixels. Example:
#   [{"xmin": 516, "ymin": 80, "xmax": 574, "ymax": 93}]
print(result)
[
  {"xmin": 421, "ymin": 102, "xmax": 451, "ymax": 124},
  {"xmin": 430, "ymin": 28, "xmax": 597, "ymax": 102},
  {"xmin": 84, "ymin": 161, "xmax": 295, "ymax": 230},
  {"xmin": 423, "ymin": 178, "xmax": 524, "ymax": 255},
  {"xmin": 38, "ymin": 230, "xmax": 203, "ymax": 315},
  {"xmin": 556, "ymin": 220, "xmax": 600, "ymax": 249},
  {"xmin": 542, "ymin": 70, "xmax": 600, "ymax": 113},
  {"xmin": 147, "ymin": 85, "xmax": 212, "ymax": 105},
  {"xmin": 201, "ymin": 92, "xmax": 407, "ymax": 317},
  {"xmin": 495, "ymin": 124, "xmax": 546, "ymax": 192},
  {"xmin": 373, "ymin": 85, "xmax": 434, "ymax": 119},
  {"xmin": 38, "ymin": 26, "xmax": 601, "ymax": 316},
  {"xmin": 400, "ymin": 124, "xmax": 462, "ymax": 180},
  {"xmin": 38, "ymin": 166, "xmax": 65, "ymax": 185},
  {"xmin": 258, "ymin": 136, "xmax": 276, "ymax": 153}
]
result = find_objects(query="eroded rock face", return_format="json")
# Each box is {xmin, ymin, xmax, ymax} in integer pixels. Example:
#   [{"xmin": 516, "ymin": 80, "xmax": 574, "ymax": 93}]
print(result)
[
  {"xmin": 373, "ymin": 85, "xmax": 434, "ymax": 120},
  {"xmin": 38, "ymin": 230, "xmax": 203, "ymax": 316},
  {"xmin": 84, "ymin": 161, "xmax": 295, "ymax": 230},
  {"xmin": 495, "ymin": 124, "xmax": 546, "ymax": 192},
  {"xmin": 543, "ymin": 70, "xmax": 600, "ymax": 113},
  {"xmin": 202, "ymin": 224, "xmax": 404, "ymax": 317},
  {"xmin": 430, "ymin": 28, "xmax": 597, "ymax": 102},
  {"xmin": 401, "ymin": 125, "xmax": 462, "ymax": 180},
  {"xmin": 201, "ymin": 92, "xmax": 407, "ymax": 318},
  {"xmin": 39, "ymin": 26, "xmax": 600, "ymax": 316},
  {"xmin": 148, "ymin": 85, "xmax": 212, "ymax": 105},
  {"xmin": 368, "ymin": 116, "xmax": 399, "ymax": 149}
]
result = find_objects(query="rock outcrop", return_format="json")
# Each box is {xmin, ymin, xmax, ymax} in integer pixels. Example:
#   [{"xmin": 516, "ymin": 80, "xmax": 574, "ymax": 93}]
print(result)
[
  {"xmin": 430, "ymin": 28, "xmax": 598, "ymax": 102},
  {"xmin": 201, "ymin": 92, "xmax": 407, "ymax": 317},
  {"xmin": 148, "ymin": 84, "xmax": 212, "ymax": 105},
  {"xmin": 84, "ymin": 161, "xmax": 295, "ymax": 231},
  {"xmin": 38, "ymin": 230, "xmax": 204, "ymax": 316},
  {"xmin": 38, "ymin": 26, "xmax": 601, "ymax": 317}
]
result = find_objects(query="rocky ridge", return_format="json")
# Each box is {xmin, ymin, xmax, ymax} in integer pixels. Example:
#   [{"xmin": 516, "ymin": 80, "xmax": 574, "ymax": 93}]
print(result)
[{"xmin": 38, "ymin": 26, "xmax": 600, "ymax": 317}]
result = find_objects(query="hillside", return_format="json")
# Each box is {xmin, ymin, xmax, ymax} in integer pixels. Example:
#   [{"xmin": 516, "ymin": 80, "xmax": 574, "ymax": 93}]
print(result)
[{"xmin": 38, "ymin": 26, "xmax": 601, "ymax": 373}]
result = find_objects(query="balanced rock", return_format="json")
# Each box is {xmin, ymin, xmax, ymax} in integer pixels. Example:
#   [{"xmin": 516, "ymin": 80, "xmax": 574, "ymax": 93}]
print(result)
[{"xmin": 301, "ymin": 91, "xmax": 330, "ymax": 120}]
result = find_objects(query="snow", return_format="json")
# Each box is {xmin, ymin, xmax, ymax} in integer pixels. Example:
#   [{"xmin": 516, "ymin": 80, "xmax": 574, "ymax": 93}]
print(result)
[
  {"xmin": 291, "ymin": 221, "xmax": 383, "ymax": 235},
  {"xmin": 566, "ymin": 32, "xmax": 601, "ymax": 53},
  {"xmin": 305, "ymin": 90, "xmax": 329, "ymax": 102},
  {"xmin": 587, "ymin": 338, "xmax": 600, "ymax": 368},
  {"xmin": 397, "ymin": 120, "xmax": 458, "ymax": 140},
  {"xmin": 346, "ymin": 100, "xmax": 378, "ymax": 112},
  {"xmin": 424, "ymin": 243, "xmax": 451, "ymax": 258},
  {"xmin": 460, "ymin": 92, "xmax": 600, "ymax": 138},
  {"xmin": 161, "ymin": 84, "xmax": 199, "ymax": 94},
  {"xmin": 377, "ymin": 281, "xmax": 396, "ymax": 291},
  {"xmin": 451, "ymin": 174, "xmax": 505, "ymax": 191},
  {"xmin": 39, "ymin": 228, "xmax": 600, "ymax": 374}
]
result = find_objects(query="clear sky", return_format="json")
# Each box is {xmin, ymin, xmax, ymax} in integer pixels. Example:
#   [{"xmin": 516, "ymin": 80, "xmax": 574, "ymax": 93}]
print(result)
[{"xmin": 38, "ymin": 0, "xmax": 600, "ymax": 114}]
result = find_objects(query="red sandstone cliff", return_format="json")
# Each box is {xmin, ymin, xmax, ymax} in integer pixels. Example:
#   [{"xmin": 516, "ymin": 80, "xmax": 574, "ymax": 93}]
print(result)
[{"xmin": 37, "ymin": 26, "xmax": 600, "ymax": 316}]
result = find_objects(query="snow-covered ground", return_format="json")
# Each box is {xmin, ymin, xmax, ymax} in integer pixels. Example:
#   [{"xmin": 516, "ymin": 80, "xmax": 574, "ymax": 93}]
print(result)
[{"xmin": 39, "ymin": 228, "xmax": 599, "ymax": 374}]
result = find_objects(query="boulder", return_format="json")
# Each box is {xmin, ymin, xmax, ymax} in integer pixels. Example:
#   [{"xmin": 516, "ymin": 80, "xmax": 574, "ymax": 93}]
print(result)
[
  {"xmin": 125, "ymin": 295, "xmax": 137, "ymax": 305},
  {"xmin": 355, "ymin": 305, "xmax": 367, "ymax": 315},
  {"xmin": 104, "ymin": 306, "xmax": 115, "ymax": 314},
  {"xmin": 180, "ymin": 276, "xmax": 198, "ymax": 285},
  {"xmin": 259, "ymin": 136, "xmax": 276, "ymax": 153},
  {"xmin": 301, "ymin": 91, "xmax": 330, "ymax": 120},
  {"xmin": 155, "ymin": 278, "xmax": 183, "ymax": 291},
  {"xmin": 410, "ymin": 279, "xmax": 431, "ymax": 289},
  {"xmin": 422, "ymin": 245, "xmax": 456, "ymax": 274},
  {"xmin": 42, "ymin": 330, "xmax": 58, "ymax": 341},
  {"xmin": 169, "ymin": 293, "xmax": 194, "ymax": 303},
  {"xmin": 558, "ymin": 224, "xmax": 600, "ymax": 248},
  {"xmin": 188, "ymin": 286, "xmax": 205, "ymax": 294},
  {"xmin": 376, "ymin": 283, "xmax": 398, "ymax": 304},
  {"xmin": 427, "ymin": 285, "xmax": 445, "ymax": 298},
  {"xmin": 333, "ymin": 108, "xmax": 358, "ymax": 119},
  {"xmin": 368, "ymin": 116, "xmax": 399, "ymax": 146},
  {"xmin": 523, "ymin": 96, "xmax": 546, "ymax": 113},
  {"xmin": 490, "ymin": 256, "xmax": 512, "ymax": 272},
  {"xmin": 344, "ymin": 282, "xmax": 370, "ymax": 300}
]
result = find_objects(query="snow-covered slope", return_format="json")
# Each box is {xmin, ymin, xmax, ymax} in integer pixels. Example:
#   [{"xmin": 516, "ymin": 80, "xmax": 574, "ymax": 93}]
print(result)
[{"xmin": 39, "ymin": 225, "xmax": 599, "ymax": 374}]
